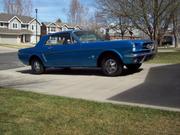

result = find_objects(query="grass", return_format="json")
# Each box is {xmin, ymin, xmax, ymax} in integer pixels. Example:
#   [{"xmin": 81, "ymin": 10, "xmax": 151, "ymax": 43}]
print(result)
[
  {"xmin": 0, "ymin": 88, "xmax": 180, "ymax": 135},
  {"xmin": 147, "ymin": 51, "xmax": 180, "ymax": 64}
]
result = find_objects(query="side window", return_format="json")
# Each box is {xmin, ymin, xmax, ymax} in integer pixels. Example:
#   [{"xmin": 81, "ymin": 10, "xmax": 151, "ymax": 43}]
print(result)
[{"xmin": 45, "ymin": 33, "xmax": 75, "ymax": 46}]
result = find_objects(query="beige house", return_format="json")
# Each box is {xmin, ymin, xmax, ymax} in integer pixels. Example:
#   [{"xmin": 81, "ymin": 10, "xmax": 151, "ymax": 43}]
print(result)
[
  {"xmin": 41, "ymin": 21, "xmax": 81, "ymax": 36},
  {"xmin": 0, "ymin": 13, "xmax": 41, "ymax": 44}
]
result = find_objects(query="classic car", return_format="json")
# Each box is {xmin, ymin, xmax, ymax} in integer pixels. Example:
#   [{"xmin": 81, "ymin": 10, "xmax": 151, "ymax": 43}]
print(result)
[{"xmin": 18, "ymin": 30, "xmax": 156, "ymax": 76}]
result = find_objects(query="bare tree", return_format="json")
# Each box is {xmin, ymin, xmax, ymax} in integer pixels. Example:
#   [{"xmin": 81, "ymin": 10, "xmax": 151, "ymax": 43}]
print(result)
[
  {"xmin": 87, "ymin": 11, "xmax": 107, "ymax": 31},
  {"xmin": 22, "ymin": 0, "xmax": 33, "ymax": 16},
  {"xmin": 68, "ymin": 0, "xmax": 87, "ymax": 26},
  {"xmin": 3, "ymin": 0, "xmax": 33, "ymax": 16},
  {"xmin": 177, "ymin": 9, "xmax": 180, "ymax": 48},
  {"xmin": 97, "ymin": 0, "xmax": 180, "ymax": 45},
  {"xmin": 172, "ymin": 0, "xmax": 180, "ymax": 48},
  {"xmin": 96, "ymin": 1, "xmax": 133, "ymax": 39},
  {"xmin": 109, "ymin": 16, "xmax": 132, "ymax": 39}
]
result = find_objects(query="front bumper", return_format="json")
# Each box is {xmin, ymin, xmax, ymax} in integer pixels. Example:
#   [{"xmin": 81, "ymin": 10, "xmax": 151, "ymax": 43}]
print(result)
[{"xmin": 124, "ymin": 51, "xmax": 156, "ymax": 64}]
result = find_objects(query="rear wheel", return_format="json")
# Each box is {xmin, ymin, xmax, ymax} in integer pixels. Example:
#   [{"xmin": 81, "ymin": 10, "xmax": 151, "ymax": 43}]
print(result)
[
  {"xmin": 126, "ymin": 63, "xmax": 142, "ymax": 71},
  {"xmin": 31, "ymin": 59, "xmax": 45, "ymax": 74},
  {"xmin": 101, "ymin": 56, "xmax": 123, "ymax": 76}
]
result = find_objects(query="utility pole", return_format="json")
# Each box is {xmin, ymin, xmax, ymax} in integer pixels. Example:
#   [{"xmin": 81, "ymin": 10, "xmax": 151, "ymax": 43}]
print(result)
[{"xmin": 35, "ymin": 8, "xmax": 38, "ymax": 43}]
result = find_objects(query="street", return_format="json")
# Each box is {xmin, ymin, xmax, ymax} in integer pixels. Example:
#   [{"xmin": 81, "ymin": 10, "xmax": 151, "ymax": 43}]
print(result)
[{"xmin": 0, "ymin": 52, "xmax": 24, "ymax": 70}]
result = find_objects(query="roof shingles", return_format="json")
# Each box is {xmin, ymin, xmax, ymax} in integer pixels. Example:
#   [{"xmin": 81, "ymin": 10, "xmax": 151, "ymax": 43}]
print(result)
[{"xmin": 0, "ymin": 13, "xmax": 34, "ymax": 23}]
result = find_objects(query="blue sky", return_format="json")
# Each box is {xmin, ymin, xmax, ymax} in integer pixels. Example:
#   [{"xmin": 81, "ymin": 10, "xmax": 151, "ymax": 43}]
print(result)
[{"xmin": 0, "ymin": 0, "xmax": 96, "ymax": 22}]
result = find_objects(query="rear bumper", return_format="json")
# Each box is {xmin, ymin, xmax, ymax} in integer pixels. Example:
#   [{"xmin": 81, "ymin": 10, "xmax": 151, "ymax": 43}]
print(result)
[
  {"xmin": 124, "ymin": 51, "xmax": 156, "ymax": 64},
  {"xmin": 18, "ymin": 52, "xmax": 30, "ymax": 65}
]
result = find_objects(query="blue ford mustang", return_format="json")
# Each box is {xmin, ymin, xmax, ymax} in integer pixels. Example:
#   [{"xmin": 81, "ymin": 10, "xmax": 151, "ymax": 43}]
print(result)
[{"xmin": 18, "ymin": 30, "xmax": 156, "ymax": 76}]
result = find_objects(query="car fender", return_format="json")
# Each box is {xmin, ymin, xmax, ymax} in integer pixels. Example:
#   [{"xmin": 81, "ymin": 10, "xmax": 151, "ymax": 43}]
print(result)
[
  {"xmin": 28, "ymin": 54, "xmax": 45, "ymax": 65},
  {"xmin": 97, "ymin": 49, "xmax": 124, "ymax": 67}
]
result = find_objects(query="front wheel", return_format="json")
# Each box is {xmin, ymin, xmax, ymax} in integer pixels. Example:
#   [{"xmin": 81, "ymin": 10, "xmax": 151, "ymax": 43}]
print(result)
[
  {"xmin": 31, "ymin": 59, "xmax": 45, "ymax": 74},
  {"xmin": 126, "ymin": 63, "xmax": 142, "ymax": 71},
  {"xmin": 101, "ymin": 56, "xmax": 123, "ymax": 76}
]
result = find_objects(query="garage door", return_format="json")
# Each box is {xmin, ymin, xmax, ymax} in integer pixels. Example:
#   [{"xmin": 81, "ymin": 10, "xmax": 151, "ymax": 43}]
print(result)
[{"xmin": 0, "ymin": 35, "xmax": 18, "ymax": 44}]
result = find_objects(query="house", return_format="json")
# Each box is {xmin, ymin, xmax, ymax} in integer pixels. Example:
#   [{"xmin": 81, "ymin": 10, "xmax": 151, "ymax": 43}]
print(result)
[
  {"xmin": 0, "ymin": 13, "xmax": 41, "ymax": 44},
  {"xmin": 41, "ymin": 21, "xmax": 81, "ymax": 36},
  {"xmin": 99, "ymin": 24, "xmax": 143, "ymax": 40}
]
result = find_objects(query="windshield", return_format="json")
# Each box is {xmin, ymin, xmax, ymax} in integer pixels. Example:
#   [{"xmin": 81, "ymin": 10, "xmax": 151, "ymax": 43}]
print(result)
[{"xmin": 74, "ymin": 31, "xmax": 104, "ymax": 42}]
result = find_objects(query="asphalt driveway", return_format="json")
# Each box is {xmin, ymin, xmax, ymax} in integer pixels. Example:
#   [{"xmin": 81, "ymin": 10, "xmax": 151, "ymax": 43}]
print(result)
[
  {"xmin": 0, "ymin": 52, "xmax": 24, "ymax": 70},
  {"xmin": 0, "ymin": 46, "xmax": 24, "ymax": 70}
]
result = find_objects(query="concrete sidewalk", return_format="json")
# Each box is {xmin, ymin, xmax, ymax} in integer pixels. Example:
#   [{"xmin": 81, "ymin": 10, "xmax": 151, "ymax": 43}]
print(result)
[
  {"xmin": 0, "ymin": 46, "xmax": 18, "ymax": 54},
  {"xmin": 0, "ymin": 43, "xmax": 34, "ymax": 50},
  {"xmin": 0, "ymin": 64, "xmax": 180, "ymax": 112}
]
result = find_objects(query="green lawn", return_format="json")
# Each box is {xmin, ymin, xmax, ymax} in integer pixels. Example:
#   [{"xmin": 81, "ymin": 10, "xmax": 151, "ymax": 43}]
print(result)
[
  {"xmin": 0, "ymin": 88, "xmax": 180, "ymax": 135},
  {"xmin": 148, "ymin": 51, "xmax": 180, "ymax": 64}
]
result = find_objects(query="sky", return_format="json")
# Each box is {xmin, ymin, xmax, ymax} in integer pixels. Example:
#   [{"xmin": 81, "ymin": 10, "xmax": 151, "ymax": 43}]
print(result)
[{"xmin": 0, "ymin": 0, "xmax": 96, "ymax": 22}]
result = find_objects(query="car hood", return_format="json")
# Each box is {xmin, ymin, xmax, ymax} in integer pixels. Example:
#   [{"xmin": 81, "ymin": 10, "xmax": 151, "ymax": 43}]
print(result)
[{"xmin": 96, "ymin": 39, "xmax": 154, "ymax": 51}]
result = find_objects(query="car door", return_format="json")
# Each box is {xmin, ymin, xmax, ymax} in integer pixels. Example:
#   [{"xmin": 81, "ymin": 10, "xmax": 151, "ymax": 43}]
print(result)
[{"xmin": 43, "ymin": 32, "xmax": 90, "ymax": 67}]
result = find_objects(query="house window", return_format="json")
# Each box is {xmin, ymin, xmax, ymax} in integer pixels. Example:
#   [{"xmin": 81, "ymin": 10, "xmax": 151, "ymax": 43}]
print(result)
[
  {"xmin": 0, "ymin": 23, "xmax": 3, "ymax": 27},
  {"xmin": 51, "ymin": 27, "xmax": 56, "ymax": 32},
  {"xmin": 21, "ymin": 24, "xmax": 27, "ymax": 29},
  {"xmin": 32, "ymin": 25, "xmax": 34, "ymax": 30},
  {"xmin": 13, "ymin": 23, "xmax": 18, "ymax": 29},
  {"xmin": 47, "ymin": 27, "xmax": 50, "ymax": 32}
]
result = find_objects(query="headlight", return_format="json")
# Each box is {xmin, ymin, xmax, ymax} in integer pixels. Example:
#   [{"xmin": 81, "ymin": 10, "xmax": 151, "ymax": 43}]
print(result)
[
  {"xmin": 132, "ymin": 43, "xmax": 136, "ymax": 51},
  {"xmin": 146, "ymin": 43, "xmax": 154, "ymax": 49}
]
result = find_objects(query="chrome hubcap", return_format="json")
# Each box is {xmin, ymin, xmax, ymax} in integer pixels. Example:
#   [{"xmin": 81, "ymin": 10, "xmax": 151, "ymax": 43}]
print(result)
[
  {"xmin": 33, "ymin": 61, "xmax": 41, "ymax": 72},
  {"xmin": 104, "ymin": 59, "xmax": 117, "ymax": 74}
]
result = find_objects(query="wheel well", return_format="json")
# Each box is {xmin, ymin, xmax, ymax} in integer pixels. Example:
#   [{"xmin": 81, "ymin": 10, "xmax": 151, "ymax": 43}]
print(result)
[
  {"xmin": 97, "ymin": 51, "xmax": 123, "ymax": 67},
  {"xmin": 29, "ymin": 55, "xmax": 42, "ymax": 65}
]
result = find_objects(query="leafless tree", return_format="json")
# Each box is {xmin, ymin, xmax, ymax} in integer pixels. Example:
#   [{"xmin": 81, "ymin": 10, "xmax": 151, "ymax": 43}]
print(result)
[
  {"xmin": 3, "ymin": 0, "xmax": 33, "ymax": 16},
  {"xmin": 22, "ymin": 0, "xmax": 33, "ymax": 16},
  {"xmin": 86, "ymin": 11, "xmax": 107, "ymax": 31},
  {"xmin": 171, "ymin": 0, "xmax": 180, "ymax": 48},
  {"xmin": 97, "ymin": 0, "xmax": 133, "ymax": 39},
  {"xmin": 68, "ymin": 0, "xmax": 88, "ymax": 26},
  {"xmin": 177, "ymin": 10, "xmax": 180, "ymax": 48},
  {"xmin": 97, "ymin": 0, "xmax": 180, "ymax": 45},
  {"xmin": 109, "ymin": 16, "xmax": 133, "ymax": 39}
]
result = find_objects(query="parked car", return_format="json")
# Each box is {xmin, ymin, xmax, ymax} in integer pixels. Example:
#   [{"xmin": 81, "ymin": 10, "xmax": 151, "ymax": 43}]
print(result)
[
  {"xmin": 18, "ymin": 30, "xmax": 156, "ymax": 76},
  {"xmin": 162, "ymin": 36, "xmax": 173, "ymax": 46}
]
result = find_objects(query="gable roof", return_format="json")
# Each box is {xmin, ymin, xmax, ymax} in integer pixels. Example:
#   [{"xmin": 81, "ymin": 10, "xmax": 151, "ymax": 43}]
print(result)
[
  {"xmin": 29, "ymin": 18, "xmax": 42, "ymax": 26},
  {"xmin": 42, "ymin": 21, "xmax": 81, "ymax": 29},
  {"xmin": 0, "ymin": 13, "xmax": 34, "ymax": 24},
  {"xmin": 18, "ymin": 15, "xmax": 34, "ymax": 23},
  {"xmin": 42, "ymin": 22, "xmax": 60, "ymax": 27},
  {"xmin": 8, "ymin": 16, "xmax": 23, "ymax": 23},
  {"xmin": 0, "ymin": 13, "xmax": 14, "ymax": 22},
  {"xmin": 42, "ymin": 22, "xmax": 51, "ymax": 26},
  {"xmin": 43, "ymin": 22, "xmax": 55, "ymax": 26}
]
